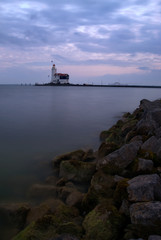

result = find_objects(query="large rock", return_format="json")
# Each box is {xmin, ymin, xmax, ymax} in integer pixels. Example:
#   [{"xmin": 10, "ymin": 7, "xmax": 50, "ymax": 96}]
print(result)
[
  {"xmin": 137, "ymin": 158, "xmax": 153, "ymax": 172},
  {"xmin": 26, "ymin": 199, "xmax": 63, "ymax": 225},
  {"xmin": 148, "ymin": 236, "xmax": 161, "ymax": 240},
  {"xmin": 52, "ymin": 150, "xmax": 85, "ymax": 168},
  {"xmin": 136, "ymin": 99, "xmax": 161, "ymax": 135},
  {"xmin": 0, "ymin": 202, "xmax": 30, "ymax": 240},
  {"xmin": 130, "ymin": 201, "xmax": 161, "ymax": 226},
  {"xmin": 59, "ymin": 160, "xmax": 96, "ymax": 183},
  {"xmin": 83, "ymin": 203, "xmax": 124, "ymax": 240},
  {"xmin": 13, "ymin": 203, "xmax": 82, "ymax": 240},
  {"xmin": 97, "ymin": 141, "xmax": 142, "ymax": 172},
  {"xmin": 141, "ymin": 136, "xmax": 161, "ymax": 159},
  {"xmin": 0, "ymin": 202, "xmax": 30, "ymax": 229},
  {"xmin": 127, "ymin": 174, "xmax": 161, "ymax": 202}
]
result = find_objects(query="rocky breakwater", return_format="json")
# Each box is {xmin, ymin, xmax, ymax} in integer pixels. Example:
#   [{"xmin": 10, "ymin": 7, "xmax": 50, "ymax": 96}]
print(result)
[{"xmin": 2, "ymin": 99, "xmax": 161, "ymax": 240}]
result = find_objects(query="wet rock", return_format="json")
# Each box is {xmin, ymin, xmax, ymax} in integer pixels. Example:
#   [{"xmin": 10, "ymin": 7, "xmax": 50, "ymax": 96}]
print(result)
[
  {"xmin": 97, "ymin": 141, "xmax": 142, "ymax": 173},
  {"xmin": 26, "ymin": 199, "xmax": 63, "ymax": 225},
  {"xmin": 0, "ymin": 202, "xmax": 30, "ymax": 239},
  {"xmin": 121, "ymin": 119, "xmax": 138, "ymax": 137},
  {"xmin": 136, "ymin": 99, "xmax": 161, "ymax": 135},
  {"xmin": 114, "ymin": 175, "xmax": 125, "ymax": 183},
  {"xmin": 141, "ymin": 136, "xmax": 161, "ymax": 153},
  {"xmin": 83, "ymin": 203, "xmax": 125, "ymax": 240},
  {"xmin": 130, "ymin": 201, "xmax": 161, "ymax": 226},
  {"xmin": 141, "ymin": 136, "xmax": 161, "ymax": 159},
  {"xmin": 137, "ymin": 158, "xmax": 153, "ymax": 172},
  {"xmin": 148, "ymin": 236, "xmax": 161, "ymax": 240},
  {"xmin": 13, "ymin": 203, "xmax": 82, "ymax": 240},
  {"xmin": 52, "ymin": 150, "xmax": 85, "ymax": 168},
  {"xmin": 82, "ymin": 149, "xmax": 96, "ymax": 162},
  {"xmin": 28, "ymin": 184, "xmax": 57, "ymax": 199},
  {"xmin": 59, "ymin": 160, "xmax": 96, "ymax": 183},
  {"xmin": 98, "ymin": 142, "xmax": 118, "ymax": 158},
  {"xmin": 66, "ymin": 190, "xmax": 84, "ymax": 207},
  {"xmin": 127, "ymin": 174, "xmax": 161, "ymax": 202},
  {"xmin": 119, "ymin": 199, "xmax": 130, "ymax": 216},
  {"xmin": 49, "ymin": 234, "xmax": 80, "ymax": 240}
]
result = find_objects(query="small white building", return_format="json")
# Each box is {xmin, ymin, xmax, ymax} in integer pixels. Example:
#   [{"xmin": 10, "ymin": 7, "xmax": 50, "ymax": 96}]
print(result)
[{"xmin": 51, "ymin": 64, "xmax": 69, "ymax": 84}]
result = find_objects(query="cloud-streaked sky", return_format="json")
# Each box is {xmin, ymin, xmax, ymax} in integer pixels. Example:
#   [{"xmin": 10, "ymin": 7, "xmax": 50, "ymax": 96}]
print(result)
[{"xmin": 0, "ymin": 0, "xmax": 161, "ymax": 84}]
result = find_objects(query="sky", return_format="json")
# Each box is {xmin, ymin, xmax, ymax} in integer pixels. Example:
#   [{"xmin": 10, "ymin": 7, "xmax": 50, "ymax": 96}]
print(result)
[{"xmin": 0, "ymin": 0, "xmax": 161, "ymax": 85}]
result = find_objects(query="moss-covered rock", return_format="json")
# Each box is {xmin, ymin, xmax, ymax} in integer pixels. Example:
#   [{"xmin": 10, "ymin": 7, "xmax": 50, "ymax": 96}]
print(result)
[
  {"xmin": 83, "ymin": 203, "xmax": 125, "ymax": 240},
  {"xmin": 82, "ymin": 170, "xmax": 116, "ymax": 212},
  {"xmin": 52, "ymin": 149, "xmax": 85, "ymax": 168},
  {"xmin": 98, "ymin": 142, "xmax": 118, "ymax": 158},
  {"xmin": 113, "ymin": 178, "xmax": 129, "ymax": 208},
  {"xmin": 13, "ymin": 202, "xmax": 82, "ymax": 240},
  {"xmin": 99, "ymin": 120, "xmax": 124, "ymax": 145},
  {"xmin": 59, "ymin": 160, "xmax": 96, "ymax": 183}
]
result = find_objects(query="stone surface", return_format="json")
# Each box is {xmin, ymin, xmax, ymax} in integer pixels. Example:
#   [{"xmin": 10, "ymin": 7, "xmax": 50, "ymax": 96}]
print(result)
[
  {"xmin": 26, "ymin": 199, "xmax": 63, "ymax": 225},
  {"xmin": 49, "ymin": 235, "xmax": 79, "ymax": 240},
  {"xmin": 148, "ymin": 236, "xmax": 161, "ymax": 240},
  {"xmin": 59, "ymin": 160, "xmax": 96, "ymax": 183},
  {"xmin": 97, "ymin": 141, "xmax": 142, "ymax": 171},
  {"xmin": 83, "ymin": 204, "xmax": 124, "ymax": 240},
  {"xmin": 0, "ymin": 202, "xmax": 30, "ymax": 228},
  {"xmin": 130, "ymin": 201, "xmax": 161, "ymax": 226},
  {"xmin": 52, "ymin": 150, "xmax": 85, "ymax": 168},
  {"xmin": 141, "ymin": 136, "xmax": 161, "ymax": 153},
  {"xmin": 137, "ymin": 158, "xmax": 153, "ymax": 172},
  {"xmin": 66, "ymin": 190, "xmax": 84, "ymax": 207},
  {"xmin": 127, "ymin": 174, "xmax": 161, "ymax": 202}
]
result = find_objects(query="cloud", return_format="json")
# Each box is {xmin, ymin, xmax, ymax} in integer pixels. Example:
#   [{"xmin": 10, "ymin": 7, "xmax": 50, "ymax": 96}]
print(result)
[{"xmin": 0, "ymin": 0, "xmax": 161, "ymax": 84}]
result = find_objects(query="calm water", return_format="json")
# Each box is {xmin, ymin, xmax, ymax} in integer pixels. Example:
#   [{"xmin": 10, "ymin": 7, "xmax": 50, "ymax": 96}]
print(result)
[{"xmin": 0, "ymin": 85, "xmax": 161, "ymax": 202}]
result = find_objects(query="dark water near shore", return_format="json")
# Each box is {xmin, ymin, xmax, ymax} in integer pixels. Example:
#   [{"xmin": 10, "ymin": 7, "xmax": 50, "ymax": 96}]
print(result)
[{"xmin": 0, "ymin": 85, "xmax": 161, "ymax": 202}]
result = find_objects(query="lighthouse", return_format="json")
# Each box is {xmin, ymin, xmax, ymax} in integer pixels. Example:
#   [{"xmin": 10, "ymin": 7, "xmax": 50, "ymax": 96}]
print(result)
[{"xmin": 51, "ymin": 64, "xmax": 69, "ymax": 84}]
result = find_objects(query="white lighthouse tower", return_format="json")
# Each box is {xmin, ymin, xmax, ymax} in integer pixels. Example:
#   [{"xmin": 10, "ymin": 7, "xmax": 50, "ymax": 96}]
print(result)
[{"xmin": 51, "ymin": 64, "xmax": 58, "ymax": 84}]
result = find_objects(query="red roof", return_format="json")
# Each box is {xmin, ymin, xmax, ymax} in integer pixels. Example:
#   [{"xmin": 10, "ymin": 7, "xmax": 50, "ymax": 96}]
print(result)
[{"xmin": 57, "ymin": 73, "xmax": 68, "ymax": 76}]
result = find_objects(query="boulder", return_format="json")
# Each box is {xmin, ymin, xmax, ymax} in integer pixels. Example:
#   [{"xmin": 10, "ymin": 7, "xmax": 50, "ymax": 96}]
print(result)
[
  {"xmin": 0, "ymin": 202, "xmax": 30, "ymax": 229},
  {"xmin": 98, "ymin": 142, "xmax": 118, "ymax": 158},
  {"xmin": 136, "ymin": 99, "xmax": 161, "ymax": 135},
  {"xmin": 127, "ymin": 174, "xmax": 161, "ymax": 202},
  {"xmin": 66, "ymin": 190, "xmax": 84, "ymax": 207},
  {"xmin": 141, "ymin": 136, "xmax": 161, "ymax": 159},
  {"xmin": 141, "ymin": 136, "xmax": 161, "ymax": 153},
  {"xmin": 83, "ymin": 203, "xmax": 125, "ymax": 240},
  {"xmin": 0, "ymin": 202, "xmax": 30, "ymax": 240},
  {"xmin": 137, "ymin": 158, "xmax": 153, "ymax": 172},
  {"xmin": 26, "ymin": 199, "xmax": 63, "ymax": 225},
  {"xmin": 13, "ymin": 203, "xmax": 82, "ymax": 240},
  {"xmin": 130, "ymin": 201, "xmax": 161, "ymax": 226},
  {"xmin": 97, "ymin": 141, "xmax": 142, "ymax": 173},
  {"xmin": 82, "ymin": 149, "xmax": 96, "ymax": 162},
  {"xmin": 49, "ymin": 234, "xmax": 80, "ymax": 240},
  {"xmin": 148, "ymin": 236, "xmax": 161, "ymax": 240},
  {"xmin": 52, "ymin": 150, "xmax": 85, "ymax": 168},
  {"xmin": 59, "ymin": 160, "xmax": 96, "ymax": 183}
]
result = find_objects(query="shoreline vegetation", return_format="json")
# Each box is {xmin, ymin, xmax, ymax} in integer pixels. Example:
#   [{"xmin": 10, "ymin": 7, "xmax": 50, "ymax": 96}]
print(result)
[{"xmin": 1, "ymin": 99, "xmax": 161, "ymax": 240}]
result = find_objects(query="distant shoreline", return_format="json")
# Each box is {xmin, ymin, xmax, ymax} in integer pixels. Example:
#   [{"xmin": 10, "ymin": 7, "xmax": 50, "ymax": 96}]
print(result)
[{"xmin": 35, "ymin": 82, "xmax": 161, "ymax": 88}]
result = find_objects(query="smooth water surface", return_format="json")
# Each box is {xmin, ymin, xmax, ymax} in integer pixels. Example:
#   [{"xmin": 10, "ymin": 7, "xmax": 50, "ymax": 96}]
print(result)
[{"xmin": 0, "ymin": 85, "xmax": 161, "ymax": 201}]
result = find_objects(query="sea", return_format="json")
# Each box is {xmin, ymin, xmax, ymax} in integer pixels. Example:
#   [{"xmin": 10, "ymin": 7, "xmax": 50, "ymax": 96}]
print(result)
[{"xmin": 0, "ymin": 85, "xmax": 161, "ymax": 203}]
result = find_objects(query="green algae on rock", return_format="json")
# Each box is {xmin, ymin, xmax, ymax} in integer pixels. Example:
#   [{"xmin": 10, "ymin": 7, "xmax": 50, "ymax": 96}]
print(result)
[{"xmin": 83, "ymin": 203, "xmax": 125, "ymax": 240}]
